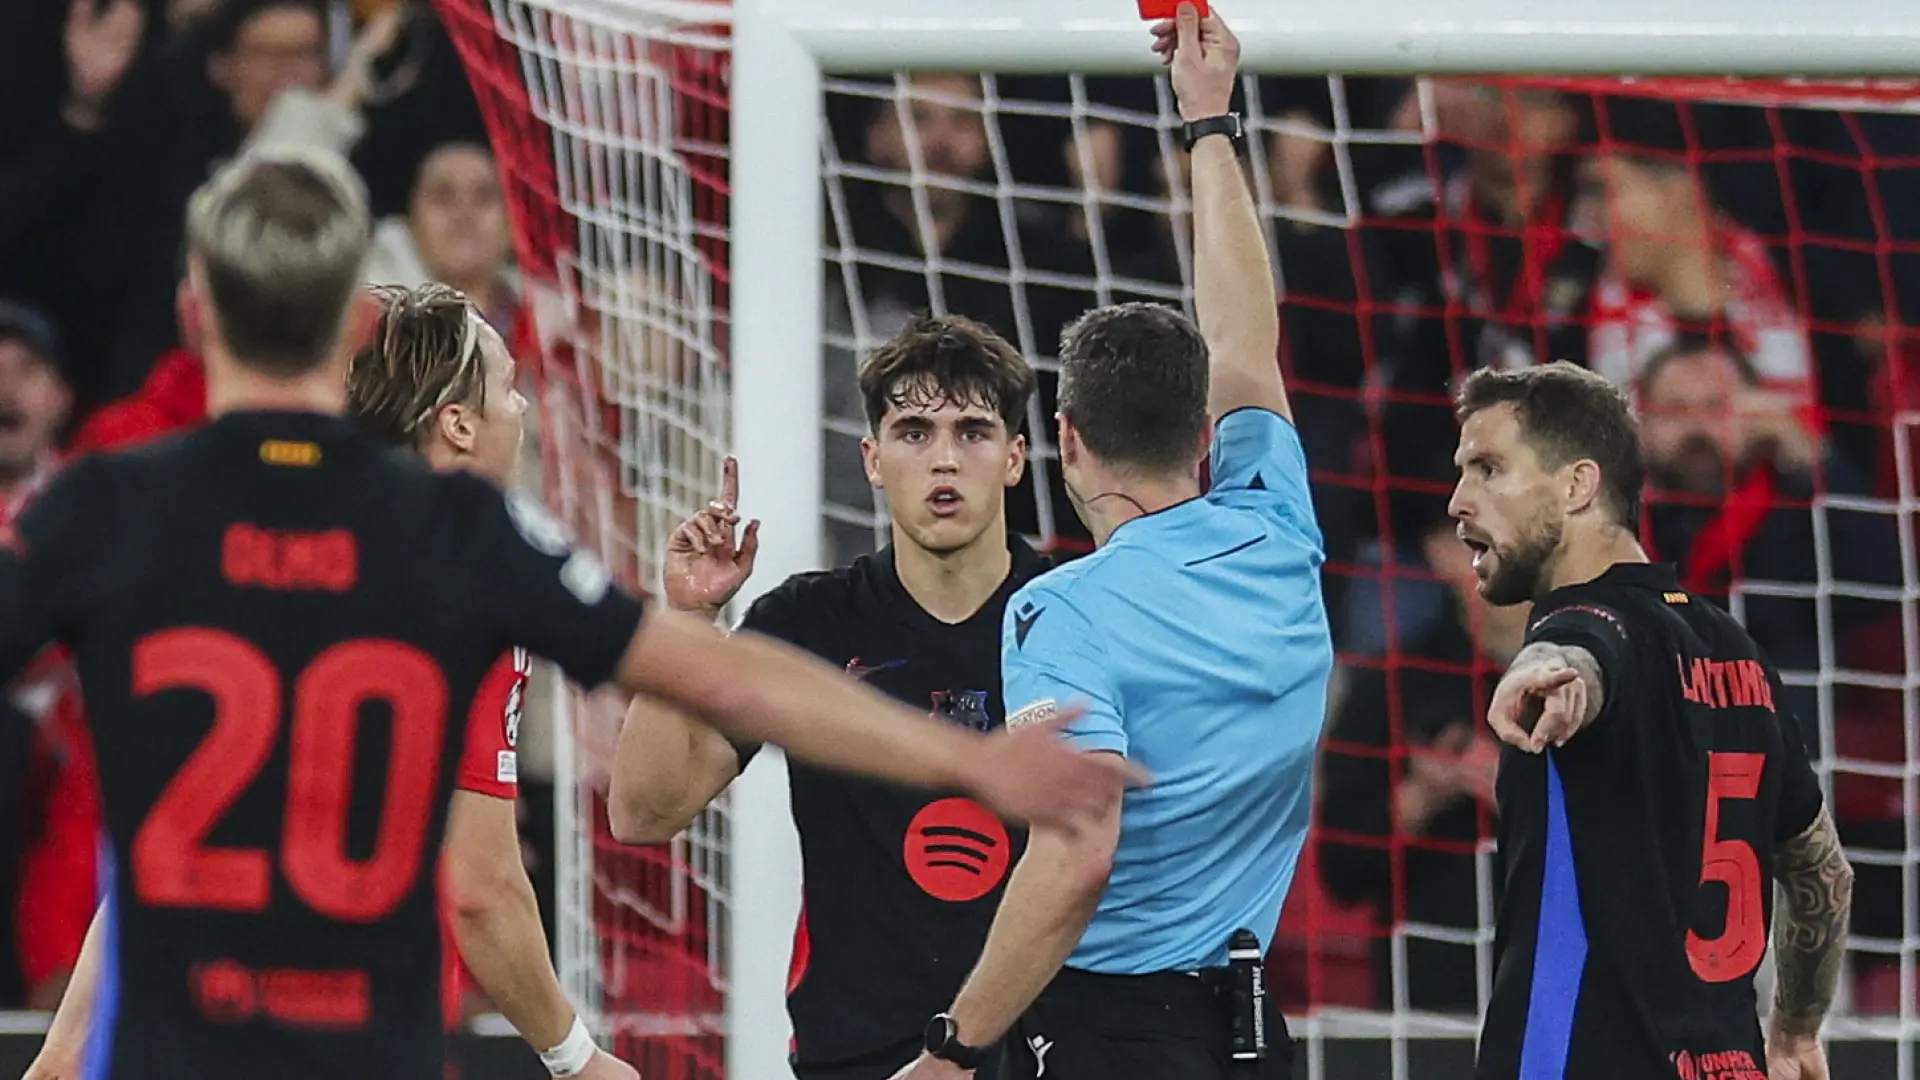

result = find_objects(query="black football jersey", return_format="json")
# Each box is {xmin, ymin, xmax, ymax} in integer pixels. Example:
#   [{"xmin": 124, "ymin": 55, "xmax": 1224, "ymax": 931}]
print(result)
[
  {"xmin": 1475, "ymin": 563, "xmax": 1823, "ymax": 1080},
  {"xmin": 730, "ymin": 537, "xmax": 1048, "ymax": 1069},
  {"xmin": 0, "ymin": 411, "xmax": 646, "ymax": 1080}
]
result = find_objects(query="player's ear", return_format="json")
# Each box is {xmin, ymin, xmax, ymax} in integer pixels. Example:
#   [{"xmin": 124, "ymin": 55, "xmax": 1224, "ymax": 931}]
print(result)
[
  {"xmin": 1055, "ymin": 413, "xmax": 1079, "ymax": 468},
  {"xmin": 436, "ymin": 402, "xmax": 478, "ymax": 454},
  {"xmin": 1004, "ymin": 431, "xmax": 1028, "ymax": 488},
  {"xmin": 1566, "ymin": 458, "xmax": 1604, "ymax": 516},
  {"xmin": 1193, "ymin": 421, "xmax": 1213, "ymax": 469},
  {"xmin": 860, "ymin": 434, "xmax": 882, "ymax": 488}
]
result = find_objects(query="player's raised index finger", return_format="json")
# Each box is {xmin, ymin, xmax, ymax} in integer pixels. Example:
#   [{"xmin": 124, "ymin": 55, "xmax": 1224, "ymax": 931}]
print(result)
[{"xmin": 721, "ymin": 455, "xmax": 739, "ymax": 508}]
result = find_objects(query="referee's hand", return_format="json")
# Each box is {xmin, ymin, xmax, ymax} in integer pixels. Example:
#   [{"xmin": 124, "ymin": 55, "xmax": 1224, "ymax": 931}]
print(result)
[
  {"xmin": 964, "ymin": 711, "xmax": 1149, "ymax": 832},
  {"xmin": 1487, "ymin": 663, "xmax": 1584, "ymax": 753},
  {"xmin": 1152, "ymin": 2, "xmax": 1238, "ymax": 122}
]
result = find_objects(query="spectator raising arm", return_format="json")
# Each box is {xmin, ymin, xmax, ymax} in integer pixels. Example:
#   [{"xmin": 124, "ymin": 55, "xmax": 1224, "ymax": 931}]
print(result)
[{"xmin": 1152, "ymin": 3, "xmax": 1289, "ymax": 423}]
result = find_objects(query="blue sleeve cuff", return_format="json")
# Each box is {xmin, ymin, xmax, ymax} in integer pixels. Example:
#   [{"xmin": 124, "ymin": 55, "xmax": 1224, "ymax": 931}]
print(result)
[
  {"xmin": 1062, "ymin": 725, "xmax": 1129, "ymax": 756},
  {"xmin": 1208, "ymin": 407, "xmax": 1319, "ymax": 545}
]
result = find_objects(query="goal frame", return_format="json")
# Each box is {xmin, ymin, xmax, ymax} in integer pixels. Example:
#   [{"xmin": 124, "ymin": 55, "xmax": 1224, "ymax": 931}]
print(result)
[{"xmin": 724, "ymin": 0, "xmax": 1920, "ymax": 1074}]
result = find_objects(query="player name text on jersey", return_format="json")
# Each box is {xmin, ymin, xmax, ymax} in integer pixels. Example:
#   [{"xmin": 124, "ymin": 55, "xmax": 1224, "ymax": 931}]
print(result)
[
  {"xmin": 222, "ymin": 524, "xmax": 359, "ymax": 593},
  {"xmin": 1676, "ymin": 656, "xmax": 1776, "ymax": 713}
]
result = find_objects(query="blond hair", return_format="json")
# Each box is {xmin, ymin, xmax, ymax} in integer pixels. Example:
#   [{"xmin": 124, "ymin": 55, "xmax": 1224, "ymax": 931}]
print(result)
[{"xmin": 185, "ymin": 144, "xmax": 372, "ymax": 376}]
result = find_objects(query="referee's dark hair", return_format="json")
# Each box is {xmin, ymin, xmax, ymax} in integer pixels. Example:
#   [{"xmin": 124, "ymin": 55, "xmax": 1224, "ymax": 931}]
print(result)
[
  {"xmin": 858, "ymin": 313, "xmax": 1035, "ymax": 435},
  {"xmin": 1455, "ymin": 361, "xmax": 1646, "ymax": 534},
  {"xmin": 1056, "ymin": 302, "xmax": 1209, "ymax": 475}
]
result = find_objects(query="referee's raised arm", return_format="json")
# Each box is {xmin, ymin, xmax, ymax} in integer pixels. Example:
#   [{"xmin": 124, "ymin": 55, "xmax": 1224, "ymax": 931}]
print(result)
[{"xmin": 1154, "ymin": 3, "xmax": 1288, "ymax": 423}]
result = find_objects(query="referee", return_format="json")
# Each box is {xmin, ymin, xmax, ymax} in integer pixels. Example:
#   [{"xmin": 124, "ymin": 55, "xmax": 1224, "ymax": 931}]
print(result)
[{"xmin": 894, "ymin": 8, "xmax": 1330, "ymax": 1080}]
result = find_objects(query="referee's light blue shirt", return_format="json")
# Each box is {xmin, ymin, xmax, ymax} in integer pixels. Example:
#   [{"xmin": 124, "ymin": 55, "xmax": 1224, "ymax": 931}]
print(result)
[{"xmin": 1002, "ymin": 407, "xmax": 1333, "ymax": 974}]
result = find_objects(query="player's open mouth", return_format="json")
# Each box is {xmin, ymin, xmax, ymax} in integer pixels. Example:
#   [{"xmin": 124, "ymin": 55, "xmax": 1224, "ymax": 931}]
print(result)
[
  {"xmin": 928, "ymin": 487, "xmax": 963, "ymax": 517},
  {"xmin": 1461, "ymin": 536, "xmax": 1492, "ymax": 571}
]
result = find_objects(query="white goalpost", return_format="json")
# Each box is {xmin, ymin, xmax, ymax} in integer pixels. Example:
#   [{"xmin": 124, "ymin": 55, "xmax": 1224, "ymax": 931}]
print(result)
[
  {"xmin": 433, "ymin": 0, "xmax": 1920, "ymax": 1075},
  {"xmin": 735, "ymin": 0, "xmax": 1920, "ymax": 76}
]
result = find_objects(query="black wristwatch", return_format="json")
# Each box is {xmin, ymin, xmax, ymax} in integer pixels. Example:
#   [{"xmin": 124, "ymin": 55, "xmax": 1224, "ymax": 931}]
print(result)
[
  {"xmin": 1182, "ymin": 112, "xmax": 1245, "ymax": 152},
  {"xmin": 924, "ymin": 1013, "xmax": 990, "ymax": 1069}
]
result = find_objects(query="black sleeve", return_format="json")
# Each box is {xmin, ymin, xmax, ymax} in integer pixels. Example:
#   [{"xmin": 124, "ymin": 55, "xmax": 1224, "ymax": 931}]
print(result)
[
  {"xmin": 459, "ymin": 483, "xmax": 648, "ymax": 690},
  {"xmin": 724, "ymin": 584, "xmax": 811, "ymax": 772},
  {"xmin": 1523, "ymin": 600, "xmax": 1636, "ymax": 716},
  {"xmin": 1770, "ymin": 666, "xmax": 1825, "ymax": 843},
  {"xmin": 0, "ymin": 459, "xmax": 108, "ymax": 682}
]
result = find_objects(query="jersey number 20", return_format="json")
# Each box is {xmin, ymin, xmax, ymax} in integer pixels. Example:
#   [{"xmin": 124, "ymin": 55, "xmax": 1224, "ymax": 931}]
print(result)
[
  {"xmin": 130, "ymin": 628, "xmax": 448, "ymax": 922},
  {"xmin": 1686, "ymin": 751, "xmax": 1768, "ymax": 983}
]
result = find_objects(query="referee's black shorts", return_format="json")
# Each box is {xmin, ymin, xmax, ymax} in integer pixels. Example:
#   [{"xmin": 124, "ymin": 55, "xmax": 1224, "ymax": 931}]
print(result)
[
  {"xmin": 996, "ymin": 966, "xmax": 1295, "ymax": 1080},
  {"xmin": 792, "ymin": 1036, "xmax": 1005, "ymax": 1080}
]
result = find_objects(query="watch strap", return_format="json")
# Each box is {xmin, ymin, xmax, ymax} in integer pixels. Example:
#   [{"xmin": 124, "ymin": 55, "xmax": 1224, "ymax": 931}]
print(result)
[
  {"xmin": 925, "ymin": 1014, "xmax": 990, "ymax": 1069},
  {"xmin": 1183, "ymin": 112, "xmax": 1244, "ymax": 151}
]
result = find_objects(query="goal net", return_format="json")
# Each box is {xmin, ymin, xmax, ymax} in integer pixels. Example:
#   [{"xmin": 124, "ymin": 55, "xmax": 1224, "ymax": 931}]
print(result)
[
  {"xmin": 436, "ymin": 0, "xmax": 736, "ymax": 1076},
  {"xmin": 434, "ymin": 0, "xmax": 1920, "ymax": 1077}
]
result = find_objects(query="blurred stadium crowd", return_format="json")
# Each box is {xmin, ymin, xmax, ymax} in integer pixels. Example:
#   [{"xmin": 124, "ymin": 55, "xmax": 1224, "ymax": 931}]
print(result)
[{"xmin": 4, "ymin": 0, "xmax": 1920, "ymax": 1030}]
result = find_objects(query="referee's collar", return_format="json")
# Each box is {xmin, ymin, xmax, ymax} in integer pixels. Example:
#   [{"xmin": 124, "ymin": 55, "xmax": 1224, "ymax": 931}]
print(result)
[
  {"xmin": 1105, "ymin": 494, "xmax": 1204, "ymax": 543},
  {"xmin": 1589, "ymin": 561, "xmax": 1682, "ymax": 591}
]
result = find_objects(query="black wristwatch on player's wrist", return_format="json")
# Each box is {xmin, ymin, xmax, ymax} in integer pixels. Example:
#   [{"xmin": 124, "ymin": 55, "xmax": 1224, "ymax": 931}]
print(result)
[
  {"xmin": 924, "ymin": 1013, "xmax": 990, "ymax": 1069},
  {"xmin": 1182, "ymin": 111, "xmax": 1245, "ymax": 152}
]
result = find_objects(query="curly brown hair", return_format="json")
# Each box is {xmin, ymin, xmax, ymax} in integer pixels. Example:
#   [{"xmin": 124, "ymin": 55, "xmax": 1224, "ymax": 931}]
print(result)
[{"xmin": 857, "ymin": 314, "xmax": 1034, "ymax": 435}]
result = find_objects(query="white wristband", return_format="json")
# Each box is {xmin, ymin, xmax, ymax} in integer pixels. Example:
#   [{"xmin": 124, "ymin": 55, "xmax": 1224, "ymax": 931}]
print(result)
[{"xmin": 539, "ymin": 1016, "xmax": 597, "ymax": 1077}]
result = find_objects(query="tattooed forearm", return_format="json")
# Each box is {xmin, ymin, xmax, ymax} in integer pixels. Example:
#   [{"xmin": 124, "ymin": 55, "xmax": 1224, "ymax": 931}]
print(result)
[
  {"xmin": 1770, "ymin": 806, "xmax": 1853, "ymax": 1037},
  {"xmin": 1507, "ymin": 641, "xmax": 1606, "ymax": 724}
]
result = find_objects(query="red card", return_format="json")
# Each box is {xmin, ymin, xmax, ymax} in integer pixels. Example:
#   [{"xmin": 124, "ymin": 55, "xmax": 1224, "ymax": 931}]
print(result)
[{"xmin": 1138, "ymin": 0, "xmax": 1207, "ymax": 20}]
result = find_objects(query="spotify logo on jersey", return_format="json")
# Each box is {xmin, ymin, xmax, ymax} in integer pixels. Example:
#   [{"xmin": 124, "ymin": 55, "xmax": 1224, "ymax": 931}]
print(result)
[{"xmin": 904, "ymin": 797, "xmax": 1012, "ymax": 902}]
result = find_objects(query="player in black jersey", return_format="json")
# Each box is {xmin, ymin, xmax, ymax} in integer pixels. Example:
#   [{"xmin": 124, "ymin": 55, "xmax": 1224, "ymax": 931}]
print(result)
[
  {"xmin": 0, "ymin": 147, "xmax": 1139, "ymax": 1080},
  {"xmin": 25, "ymin": 285, "xmax": 642, "ymax": 1080},
  {"xmin": 1446, "ymin": 361, "xmax": 1853, "ymax": 1080},
  {"xmin": 610, "ymin": 314, "xmax": 1043, "ymax": 1080}
]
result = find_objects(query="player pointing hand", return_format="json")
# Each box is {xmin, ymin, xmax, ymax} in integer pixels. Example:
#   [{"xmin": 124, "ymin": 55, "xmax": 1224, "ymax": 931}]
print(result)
[
  {"xmin": 1486, "ymin": 660, "xmax": 1587, "ymax": 752},
  {"xmin": 664, "ymin": 455, "xmax": 760, "ymax": 619}
]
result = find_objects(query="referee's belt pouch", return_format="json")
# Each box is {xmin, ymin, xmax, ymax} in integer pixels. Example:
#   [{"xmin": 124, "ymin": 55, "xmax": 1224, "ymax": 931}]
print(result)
[
  {"xmin": 1042, "ymin": 968, "xmax": 1294, "ymax": 1074},
  {"xmin": 1196, "ymin": 964, "xmax": 1296, "ymax": 1075}
]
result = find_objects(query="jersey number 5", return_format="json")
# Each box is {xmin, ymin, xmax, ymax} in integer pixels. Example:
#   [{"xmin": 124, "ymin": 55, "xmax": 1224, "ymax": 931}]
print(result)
[
  {"xmin": 1686, "ymin": 751, "xmax": 1768, "ymax": 983},
  {"xmin": 130, "ymin": 628, "xmax": 449, "ymax": 922}
]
